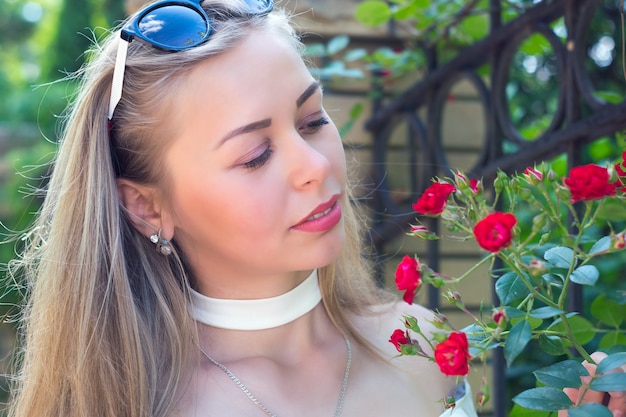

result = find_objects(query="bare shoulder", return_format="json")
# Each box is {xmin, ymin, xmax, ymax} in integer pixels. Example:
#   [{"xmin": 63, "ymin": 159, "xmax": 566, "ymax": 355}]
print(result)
[
  {"xmin": 349, "ymin": 300, "xmax": 453, "ymax": 402},
  {"xmin": 351, "ymin": 300, "xmax": 444, "ymax": 355}
]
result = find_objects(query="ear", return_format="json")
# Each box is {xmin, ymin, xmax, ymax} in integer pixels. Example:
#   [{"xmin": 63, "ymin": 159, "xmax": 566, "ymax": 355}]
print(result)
[{"xmin": 117, "ymin": 179, "xmax": 173, "ymax": 239}]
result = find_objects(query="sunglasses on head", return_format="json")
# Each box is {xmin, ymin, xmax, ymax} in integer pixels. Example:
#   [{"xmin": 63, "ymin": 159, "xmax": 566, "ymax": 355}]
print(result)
[{"xmin": 108, "ymin": 0, "xmax": 274, "ymax": 121}]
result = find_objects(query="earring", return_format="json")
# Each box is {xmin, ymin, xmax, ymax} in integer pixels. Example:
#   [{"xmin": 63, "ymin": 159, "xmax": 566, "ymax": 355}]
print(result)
[{"xmin": 150, "ymin": 229, "xmax": 172, "ymax": 256}]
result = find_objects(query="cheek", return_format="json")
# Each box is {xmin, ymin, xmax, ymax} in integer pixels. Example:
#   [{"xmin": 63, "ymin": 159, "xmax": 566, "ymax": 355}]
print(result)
[
  {"xmin": 175, "ymin": 176, "xmax": 285, "ymax": 234},
  {"xmin": 322, "ymin": 132, "xmax": 347, "ymax": 178},
  {"xmin": 332, "ymin": 143, "xmax": 347, "ymax": 183}
]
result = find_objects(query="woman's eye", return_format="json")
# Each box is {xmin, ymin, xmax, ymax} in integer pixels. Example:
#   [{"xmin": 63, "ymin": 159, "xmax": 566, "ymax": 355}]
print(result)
[
  {"xmin": 300, "ymin": 117, "xmax": 329, "ymax": 134},
  {"xmin": 243, "ymin": 146, "xmax": 273, "ymax": 170}
]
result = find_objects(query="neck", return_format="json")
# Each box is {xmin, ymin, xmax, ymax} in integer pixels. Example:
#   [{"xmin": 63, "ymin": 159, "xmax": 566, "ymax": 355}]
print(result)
[{"xmin": 190, "ymin": 270, "xmax": 321, "ymax": 331}]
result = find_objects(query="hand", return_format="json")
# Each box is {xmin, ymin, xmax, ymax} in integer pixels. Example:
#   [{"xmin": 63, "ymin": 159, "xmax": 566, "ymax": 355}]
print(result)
[{"xmin": 558, "ymin": 352, "xmax": 626, "ymax": 417}]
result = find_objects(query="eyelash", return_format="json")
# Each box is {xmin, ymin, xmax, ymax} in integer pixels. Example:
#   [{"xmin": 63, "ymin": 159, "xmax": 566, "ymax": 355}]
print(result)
[
  {"xmin": 243, "ymin": 145, "xmax": 273, "ymax": 170},
  {"xmin": 300, "ymin": 116, "xmax": 329, "ymax": 134},
  {"xmin": 241, "ymin": 116, "xmax": 329, "ymax": 170}
]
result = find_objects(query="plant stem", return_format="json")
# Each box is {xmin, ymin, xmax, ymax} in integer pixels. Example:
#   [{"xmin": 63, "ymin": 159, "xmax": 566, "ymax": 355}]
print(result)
[
  {"xmin": 557, "ymin": 313, "xmax": 594, "ymax": 363},
  {"xmin": 501, "ymin": 255, "xmax": 559, "ymax": 308}
]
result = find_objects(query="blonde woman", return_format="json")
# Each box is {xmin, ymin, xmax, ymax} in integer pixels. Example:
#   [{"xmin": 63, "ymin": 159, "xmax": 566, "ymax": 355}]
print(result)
[{"xmin": 8, "ymin": 0, "xmax": 621, "ymax": 416}]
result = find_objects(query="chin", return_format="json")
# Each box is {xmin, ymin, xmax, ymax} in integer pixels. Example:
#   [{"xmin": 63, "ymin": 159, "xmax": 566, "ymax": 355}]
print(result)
[{"xmin": 316, "ymin": 226, "xmax": 347, "ymax": 267}]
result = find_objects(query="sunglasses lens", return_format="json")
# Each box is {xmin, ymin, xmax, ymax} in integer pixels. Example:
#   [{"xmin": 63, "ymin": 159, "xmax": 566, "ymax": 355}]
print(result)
[{"xmin": 138, "ymin": 5, "xmax": 209, "ymax": 49}]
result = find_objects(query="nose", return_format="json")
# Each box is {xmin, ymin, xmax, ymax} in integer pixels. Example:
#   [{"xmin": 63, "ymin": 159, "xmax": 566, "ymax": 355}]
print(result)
[{"xmin": 284, "ymin": 133, "xmax": 332, "ymax": 189}]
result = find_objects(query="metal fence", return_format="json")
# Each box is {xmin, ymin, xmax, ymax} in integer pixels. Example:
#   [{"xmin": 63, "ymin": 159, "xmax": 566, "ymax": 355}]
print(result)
[{"xmin": 362, "ymin": 0, "xmax": 626, "ymax": 415}]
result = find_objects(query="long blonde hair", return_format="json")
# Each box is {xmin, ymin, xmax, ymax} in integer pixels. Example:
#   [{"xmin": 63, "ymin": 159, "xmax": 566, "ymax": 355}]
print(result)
[{"xmin": 7, "ymin": 1, "xmax": 386, "ymax": 417}]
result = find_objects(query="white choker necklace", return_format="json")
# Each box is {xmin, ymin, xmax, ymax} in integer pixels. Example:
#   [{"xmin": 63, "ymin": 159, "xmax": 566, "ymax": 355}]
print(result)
[{"xmin": 189, "ymin": 270, "xmax": 322, "ymax": 330}]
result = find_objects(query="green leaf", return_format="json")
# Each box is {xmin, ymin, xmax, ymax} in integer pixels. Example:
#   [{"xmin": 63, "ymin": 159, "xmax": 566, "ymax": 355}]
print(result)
[
  {"xmin": 349, "ymin": 102, "xmax": 364, "ymax": 119},
  {"xmin": 504, "ymin": 306, "xmax": 526, "ymax": 319},
  {"xmin": 595, "ymin": 90, "xmax": 625, "ymax": 104},
  {"xmin": 544, "ymin": 247, "xmax": 575, "ymax": 269},
  {"xmin": 596, "ymin": 352, "xmax": 626, "ymax": 373},
  {"xmin": 530, "ymin": 306, "xmax": 565, "ymax": 319},
  {"xmin": 570, "ymin": 265, "xmax": 599, "ymax": 286},
  {"xmin": 549, "ymin": 316, "xmax": 595, "ymax": 345},
  {"xmin": 509, "ymin": 404, "xmax": 553, "ymax": 417},
  {"xmin": 538, "ymin": 334, "xmax": 568, "ymax": 356},
  {"xmin": 513, "ymin": 387, "xmax": 572, "ymax": 411},
  {"xmin": 589, "ymin": 373, "xmax": 626, "ymax": 392},
  {"xmin": 597, "ymin": 200, "xmax": 626, "ymax": 221},
  {"xmin": 599, "ymin": 331, "xmax": 626, "ymax": 349},
  {"xmin": 510, "ymin": 314, "xmax": 543, "ymax": 330},
  {"xmin": 393, "ymin": 2, "xmax": 420, "ymax": 20},
  {"xmin": 304, "ymin": 43, "xmax": 326, "ymax": 58},
  {"xmin": 504, "ymin": 320, "xmax": 532, "ymax": 366},
  {"xmin": 568, "ymin": 403, "xmax": 613, "ymax": 417},
  {"xmin": 591, "ymin": 295, "xmax": 623, "ymax": 327},
  {"xmin": 496, "ymin": 272, "xmax": 531, "ymax": 305},
  {"xmin": 326, "ymin": 35, "xmax": 350, "ymax": 55},
  {"xmin": 589, "ymin": 236, "xmax": 611, "ymax": 254},
  {"xmin": 533, "ymin": 360, "xmax": 588, "ymax": 389},
  {"xmin": 355, "ymin": 1, "xmax": 392, "ymax": 26},
  {"xmin": 413, "ymin": 0, "xmax": 429, "ymax": 7},
  {"xmin": 519, "ymin": 33, "xmax": 551, "ymax": 55},
  {"xmin": 542, "ymin": 273, "xmax": 564, "ymax": 287},
  {"xmin": 459, "ymin": 14, "xmax": 489, "ymax": 40},
  {"xmin": 343, "ymin": 48, "xmax": 367, "ymax": 62}
]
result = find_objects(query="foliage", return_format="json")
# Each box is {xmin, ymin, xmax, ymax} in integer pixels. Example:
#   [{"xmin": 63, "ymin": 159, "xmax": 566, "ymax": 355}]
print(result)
[
  {"xmin": 391, "ymin": 161, "xmax": 626, "ymax": 414},
  {"xmin": 0, "ymin": 0, "xmax": 121, "ymax": 260},
  {"xmin": 304, "ymin": 0, "xmax": 625, "ymax": 152}
]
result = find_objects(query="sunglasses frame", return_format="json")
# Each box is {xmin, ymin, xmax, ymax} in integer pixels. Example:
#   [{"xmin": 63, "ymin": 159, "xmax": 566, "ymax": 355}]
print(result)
[
  {"xmin": 121, "ymin": 0, "xmax": 211, "ymax": 51},
  {"xmin": 108, "ymin": 0, "xmax": 274, "ymax": 120}
]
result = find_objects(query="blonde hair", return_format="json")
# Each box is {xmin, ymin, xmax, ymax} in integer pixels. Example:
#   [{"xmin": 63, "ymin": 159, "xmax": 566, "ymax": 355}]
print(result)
[{"xmin": 7, "ymin": 1, "xmax": 387, "ymax": 417}]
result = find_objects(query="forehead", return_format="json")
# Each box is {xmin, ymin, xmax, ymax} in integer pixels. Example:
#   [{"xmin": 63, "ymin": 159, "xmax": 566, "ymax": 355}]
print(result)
[{"xmin": 167, "ymin": 29, "xmax": 315, "ymax": 135}]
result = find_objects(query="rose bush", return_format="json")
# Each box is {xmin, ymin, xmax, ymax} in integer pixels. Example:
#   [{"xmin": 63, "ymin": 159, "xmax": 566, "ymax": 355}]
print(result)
[{"xmin": 389, "ymin": 157, "xmax": 626, "ymax": 416}]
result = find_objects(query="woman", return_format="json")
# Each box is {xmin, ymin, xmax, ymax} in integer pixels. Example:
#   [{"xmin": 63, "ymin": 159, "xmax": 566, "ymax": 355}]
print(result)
[
  {"xmin": 7, "ymin": 1, "xmax": 461, "ymax": 416},
  {"xmin": 6, "ymin": 1, "xmax": 621, "ymax": 416}
]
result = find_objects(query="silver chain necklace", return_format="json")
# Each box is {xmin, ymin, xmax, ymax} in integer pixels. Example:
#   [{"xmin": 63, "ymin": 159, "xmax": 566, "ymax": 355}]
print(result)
[{"xmin": 198, "ymin": 337, "xmax": 352, "ymax": 417}]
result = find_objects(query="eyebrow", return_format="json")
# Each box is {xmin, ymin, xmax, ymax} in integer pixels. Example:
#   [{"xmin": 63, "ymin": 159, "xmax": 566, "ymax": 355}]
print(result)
[
  {"xmin": 297, "ymin": 81, "xmax": 321, "ymax": 108},
  {"xmin": 220, "ymin": 118, "xmax": 272, "ymax": 144},
  {"xmin": 219, "ymin": 81, "xmax": 322, "ymax": 145}
]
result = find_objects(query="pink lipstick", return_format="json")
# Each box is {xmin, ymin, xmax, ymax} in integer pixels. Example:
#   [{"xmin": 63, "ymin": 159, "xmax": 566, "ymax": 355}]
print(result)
[{"xmin": 292, "ymin": 196, "xmax": 342, "ymax": 233}]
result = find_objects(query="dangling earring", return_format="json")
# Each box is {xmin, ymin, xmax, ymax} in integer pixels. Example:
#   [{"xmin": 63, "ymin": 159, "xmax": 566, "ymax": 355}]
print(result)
[{"xmin": 150, "ymin": 229, "xmax": 172, "ymax": 256}]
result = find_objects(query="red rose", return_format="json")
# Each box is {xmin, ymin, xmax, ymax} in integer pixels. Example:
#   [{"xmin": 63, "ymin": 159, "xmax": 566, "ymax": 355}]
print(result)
[
  {"xmin": 389, "ymin": 329, "xmax": 410, "ymax": 352},
  {"xmin": 563, "ymin": 164, "xmax": 617, "ymax": 202},
  {"xmin": 473, "ymin": 212, "xmax": 517, "ymax": 252},
  {"xmin": 412, "ymin": 182, "xmax": 456, "ymax": 215},
  {"xmin": 395, "ymin": 255, "xmax": 422, "ymax": 304},
  {"xmin": 434, "ymin": 332, "xmax": 470, "ymax": 376}
]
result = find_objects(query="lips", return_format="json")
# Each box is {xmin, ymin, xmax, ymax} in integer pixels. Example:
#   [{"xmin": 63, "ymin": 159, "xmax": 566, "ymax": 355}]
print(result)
[
  {"xmin": 292, "ymin": 195, "xmax": 342, "ymax": 232},
  {"xmin": 306, "ymin": 205, "xmax": 333, "ymax": 221}
]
